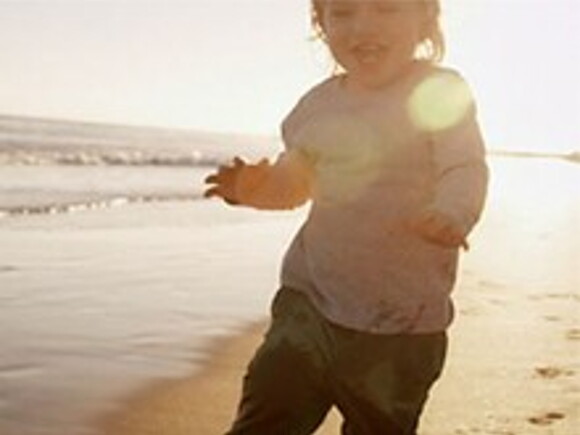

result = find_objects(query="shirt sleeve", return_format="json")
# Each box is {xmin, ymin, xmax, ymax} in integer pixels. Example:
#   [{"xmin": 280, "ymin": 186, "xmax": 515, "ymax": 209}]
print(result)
[
  {"xmin": 280, "ymin": 91, "xmax": 320, "ymax": 169},
  {"xmin": 280, "ymin": 77, "xmax": 337, "ymax": 159},
  {"xmin": 426, "ymin": 78, "xmax": 489, "ymax": 236}
]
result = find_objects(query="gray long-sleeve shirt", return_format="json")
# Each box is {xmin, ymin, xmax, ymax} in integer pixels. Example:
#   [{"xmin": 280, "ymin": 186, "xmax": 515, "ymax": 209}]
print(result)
[{"xmin": 280, "ymin": 62, "xmax": 488, "ymax": 334}]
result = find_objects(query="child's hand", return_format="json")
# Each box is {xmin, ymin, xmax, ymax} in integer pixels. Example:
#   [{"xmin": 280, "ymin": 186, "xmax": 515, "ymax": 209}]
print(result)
[
  {"xmin": 204, "ymin": 157, "xmax": 246, "ymax": 205},
  {"xmin": 204, "ymin": 157, "xmax": 269, "ymax": 205},
  {"xmin": 408, "ymin": 209, "xmax": 469, "ymax": 250}
]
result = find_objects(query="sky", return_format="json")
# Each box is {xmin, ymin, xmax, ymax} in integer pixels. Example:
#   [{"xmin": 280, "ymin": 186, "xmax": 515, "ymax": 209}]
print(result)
[{"xmin": 0, "ymin": 0, "xmax": 578, "ymax": 153}]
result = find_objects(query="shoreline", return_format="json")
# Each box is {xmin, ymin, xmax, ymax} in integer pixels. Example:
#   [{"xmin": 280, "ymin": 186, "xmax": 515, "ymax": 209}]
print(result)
[
  {"xmin": 97, "ymin": 321, "xmax": 267, "ymax": 435},
  {"xmin": 97, "ymin": 320, "xmax": 344, "ymax": 435}
]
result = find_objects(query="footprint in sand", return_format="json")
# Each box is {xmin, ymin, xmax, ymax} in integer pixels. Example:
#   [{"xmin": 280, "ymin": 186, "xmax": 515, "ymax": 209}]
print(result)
[
  {"xmin": 458, "ymin": 306, "xmax": 482, "ymax": 317},
  {"xmin": 477, "ymin": 280, "xmax": 507, "ymax": 292},
  {"xmin": 566, "ymin": 328, "xmax": 580, "ymax": 341},
  {"xmin": 527, "ymin": 412, "xmax": 565, "ymax": 426},
  {"xmin": 528, "ymin": 292, "xmax": 580, "ymax": 303},
  {"xmin": 534, "ymin": 366, "xmax": 575, "ymax": 379},
  {"xmin": 453, "ymin": 429, "xmax": 514, "ymax": 435},
  {"xmin": 543, "ymin": 315, "xmax": 561, "ymax": 322}
]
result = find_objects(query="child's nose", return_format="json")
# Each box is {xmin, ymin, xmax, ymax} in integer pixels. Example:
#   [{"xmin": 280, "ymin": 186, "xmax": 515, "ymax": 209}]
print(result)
[{"xmin": 351, "ymin": 10, "xmax": 382, "ymax": 40}]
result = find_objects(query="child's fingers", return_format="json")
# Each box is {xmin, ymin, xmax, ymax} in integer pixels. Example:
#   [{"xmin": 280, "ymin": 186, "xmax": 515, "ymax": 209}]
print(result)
[
  {"xmin": 201, "ymin": 157, "xmax": 251, "ymax": 205},
  {"xmin": 408, "ymin": 210, "xmax": 468, "ymax": 249},
  {"xmin": 434, "ymin": 221, "xmax": 467, "ymax": 249},
  {"xmin": 203, "ymin": 186, "xmax": 221, "ymax": 198},
  {"xmin": 204, "ymin": 162, "xmax": 240, "ymax": 184},
  {"xmin": 233, "ymin": 156, "xmax": 246, "ymax": 167},
  {"xmin": 204, "ymin": 165, "xmax": 229, "ymax": 184},
  {"xmin": 223, "ymin": 197, "xmax": 240, "ymax": 206},
  {"xmin": 422, "ymin": 231, "xmax": 459, "ymax": 248},
  {"xmin": 204, "ymin": 186, "xmax": 239, "ymax": 206},
  {"xmin": 429, "ymin": 226, "xmax": 467, "ymax": 249},
  {"xmin": 204, "ymin": 173, "xmax": 219, "ymax": 184},
  {"xmin": 437, "ymin": 229, "xmax": 462, "ymax": 247}
]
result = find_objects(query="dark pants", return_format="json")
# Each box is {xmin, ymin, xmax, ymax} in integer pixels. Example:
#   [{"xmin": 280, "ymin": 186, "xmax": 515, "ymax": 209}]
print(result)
[{"xmin": 226, "ymin": 288, "xmax": 447, "ymax": 435}]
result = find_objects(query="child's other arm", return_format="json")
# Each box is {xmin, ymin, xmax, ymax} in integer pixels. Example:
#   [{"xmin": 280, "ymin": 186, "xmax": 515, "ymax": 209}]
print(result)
[
  {"xmin": 408, "ymin": 70, "xmax": 489, "ymax": 249},
  {"xmin": 421, "ymin": 103, "xmax": 489, "ymax": 248},
  {"xmin": 204, "ymin": 150, "xmax": 313, "ymax": 210}
]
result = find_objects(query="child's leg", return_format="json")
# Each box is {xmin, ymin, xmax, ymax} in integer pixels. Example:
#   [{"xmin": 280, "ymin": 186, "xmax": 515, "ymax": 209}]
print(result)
[
  {"xmin": 226, "ymin": 288, "xmax": 333, "ymax": 435},
  {"xmin": 332, "ymin": 331, "xmax": 447, "ymax": 435}
]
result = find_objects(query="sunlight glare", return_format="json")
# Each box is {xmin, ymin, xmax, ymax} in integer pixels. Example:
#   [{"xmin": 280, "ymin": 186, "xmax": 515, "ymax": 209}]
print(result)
[{"xmin": 407, "ymin": 72, "xmax": 472, "ymax": 132}]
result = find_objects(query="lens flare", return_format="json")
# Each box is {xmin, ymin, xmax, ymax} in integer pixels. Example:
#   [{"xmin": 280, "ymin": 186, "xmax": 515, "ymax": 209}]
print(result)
[
  {"xmin": 407, "ymin": 72, "xmax": 473, "ymax": 132},
  {"xmin": 294, "ymin": 113, "xmax": 384, "ymax": 205}
]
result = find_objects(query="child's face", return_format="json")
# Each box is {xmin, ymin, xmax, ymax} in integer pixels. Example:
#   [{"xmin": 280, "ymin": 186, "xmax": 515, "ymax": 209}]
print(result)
[{"xmin": 320, "ymin": 0, "xmax": 424, "ymax": 89}]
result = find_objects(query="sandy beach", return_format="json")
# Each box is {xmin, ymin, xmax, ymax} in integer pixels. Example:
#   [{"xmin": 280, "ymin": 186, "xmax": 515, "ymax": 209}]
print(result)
[{"xmin": 1, "ymin": 157, "xmax": 579, "ymax": 435}]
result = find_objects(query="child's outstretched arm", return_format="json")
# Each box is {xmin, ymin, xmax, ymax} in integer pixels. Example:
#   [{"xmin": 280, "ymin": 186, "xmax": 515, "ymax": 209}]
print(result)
[{"xmin": 204, "ymin": 150, "xmax": 313, "ymax": 210}]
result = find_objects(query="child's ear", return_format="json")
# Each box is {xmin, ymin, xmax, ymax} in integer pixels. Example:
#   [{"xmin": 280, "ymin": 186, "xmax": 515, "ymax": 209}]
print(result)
[
  {"xmin": 314, "ymin": 20, "xmax": 328, "ymax": 43},
  {"xmin": 311, "ymin": 2, "xmax": 327, "ymax": 42}
]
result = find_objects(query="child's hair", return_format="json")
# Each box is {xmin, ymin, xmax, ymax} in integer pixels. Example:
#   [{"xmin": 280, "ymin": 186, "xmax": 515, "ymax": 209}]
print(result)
[{"xmin": 310, "ymin": 0, "xmax": 446, "ymax": 63}]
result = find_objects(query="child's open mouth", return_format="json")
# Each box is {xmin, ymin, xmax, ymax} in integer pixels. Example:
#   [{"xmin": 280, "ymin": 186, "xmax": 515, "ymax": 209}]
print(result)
[{"xmin": 352, "ymin": 44, "xmax": 388, "ymax": 65}]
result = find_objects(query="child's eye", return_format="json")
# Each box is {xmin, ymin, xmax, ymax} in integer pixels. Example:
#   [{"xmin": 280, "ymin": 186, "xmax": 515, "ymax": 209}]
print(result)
[
  {"xmin": 375, "ymin": 1, "xmax": 403, "ymax": 15},
  {"xmin": 376, "ymin": 5, "xmax": 400, "ymax": 14},
  {"xmin": 329, "ymin": 7, "xmax": 354, "ymax": 19},
  {"xmin": 327, "ymin": 1, "xmax": 357, "ymax": 18}
]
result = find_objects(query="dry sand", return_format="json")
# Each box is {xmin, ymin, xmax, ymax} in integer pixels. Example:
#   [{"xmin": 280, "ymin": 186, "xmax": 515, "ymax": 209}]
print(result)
[{"xmin": 100, "ymin": 158, "xmax": 580, "ymax": 435}]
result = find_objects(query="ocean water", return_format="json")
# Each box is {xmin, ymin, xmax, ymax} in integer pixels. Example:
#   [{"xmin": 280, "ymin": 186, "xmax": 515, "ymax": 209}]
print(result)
[
  {"xmin": 0, "ymin": 115, "xmax": 292, "ymax": 435},
  {"xmin": 0, "ymin": 114, "xmax": 278, "ymax": 217}
]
